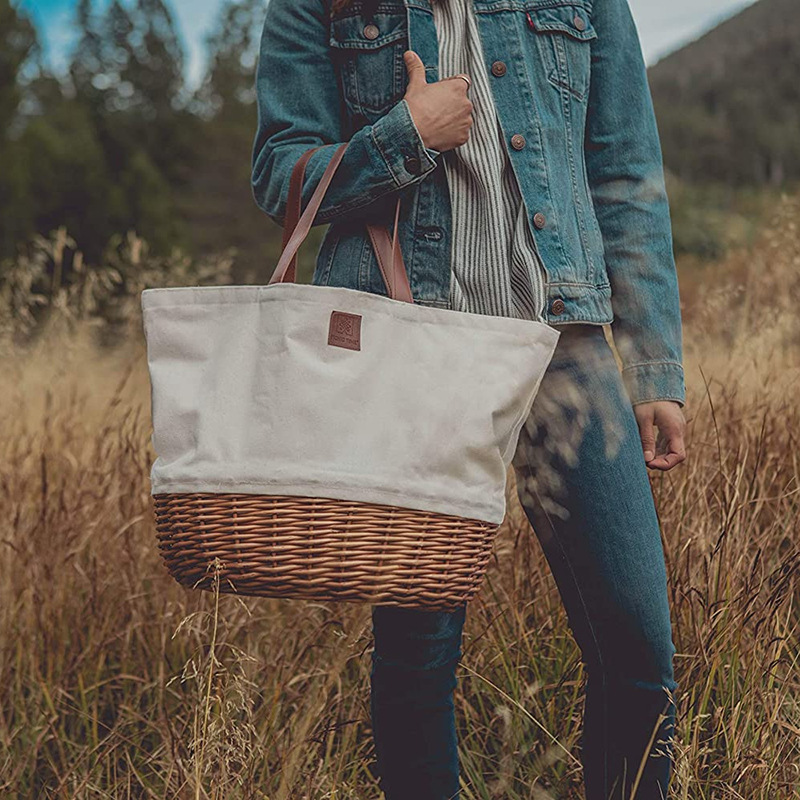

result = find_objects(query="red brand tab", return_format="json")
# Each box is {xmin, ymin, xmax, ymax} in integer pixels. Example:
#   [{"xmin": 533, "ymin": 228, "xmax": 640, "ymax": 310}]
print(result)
[{"xmin": 328, "ymin": 310, "xmax": 362, "ymax": 351}]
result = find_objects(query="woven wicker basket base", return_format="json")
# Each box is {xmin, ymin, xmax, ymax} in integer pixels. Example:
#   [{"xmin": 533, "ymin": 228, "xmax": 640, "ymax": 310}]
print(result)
[{"xmin": 154, "ymin": 493, "xmax": 499, "ymax": 610}]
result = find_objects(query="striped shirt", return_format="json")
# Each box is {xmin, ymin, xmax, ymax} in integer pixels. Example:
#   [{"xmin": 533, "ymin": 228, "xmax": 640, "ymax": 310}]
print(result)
[{"xmin": 431, "ymin": 0, "xmax": 548, "ymax": 322}]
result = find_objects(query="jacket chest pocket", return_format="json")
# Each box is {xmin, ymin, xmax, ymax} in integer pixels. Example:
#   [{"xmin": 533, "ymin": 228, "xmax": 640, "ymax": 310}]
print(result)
[
  {"xmin": 524, "ymin": 3, "xmax": 597, "ymax": 101},
  {"xmin": 329, "ymin": 9, "xmax": 408, "ymax": 123}
]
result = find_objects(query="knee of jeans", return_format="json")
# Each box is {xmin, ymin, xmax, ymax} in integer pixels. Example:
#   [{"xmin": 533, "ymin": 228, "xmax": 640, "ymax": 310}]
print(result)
[
  {"xmin": 371, "ymin": 604, "xmax": 466, "ymax": 671},
  {"xmin": 645, "ymin": 629, "xmax": 677, "ymax": 690},
  {"xmin": 604, "ymin": 631, "xmax": 677, "ymax": 694}
]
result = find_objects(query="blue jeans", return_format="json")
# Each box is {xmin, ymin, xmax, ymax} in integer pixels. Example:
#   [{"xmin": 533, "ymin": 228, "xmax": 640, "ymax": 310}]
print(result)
[{"xmin": 370, "ymin": 324, "xmax": 678, "ymax": 799}]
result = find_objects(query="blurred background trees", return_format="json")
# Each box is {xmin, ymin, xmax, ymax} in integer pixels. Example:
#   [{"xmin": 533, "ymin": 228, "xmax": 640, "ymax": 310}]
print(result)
[{"xmin": 0, "ymin": 0, "xmax": 268, "ymax": 285}]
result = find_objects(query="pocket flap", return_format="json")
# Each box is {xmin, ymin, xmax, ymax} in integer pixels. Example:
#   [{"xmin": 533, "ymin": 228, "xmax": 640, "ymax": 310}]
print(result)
[
  {"xmin": 329, "ymin": 13, "xmax": 406, "ymax": 50},
  {"xmin": 525, "ymin": 4, "xmax": 597, "ymax": 41}
]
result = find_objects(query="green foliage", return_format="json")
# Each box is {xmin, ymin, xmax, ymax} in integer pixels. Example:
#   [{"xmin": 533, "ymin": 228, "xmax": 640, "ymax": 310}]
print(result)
[
  {"xmin": 195, "ymin": 0, "xmax": 265, "ymax": 118},
  {"xmin": 0, "ymin": 0, "xmax": 198, "ymax": 264},
  {"xmin": 650, "ymin": 0, "xmax": 800, "ymax": 187},
  {"xmin": 0, "ymin": 0, "xmax": 39, "ymax": 252},
  {"xmin": 666, "ymin": 174, "xmax": 778, "ymax": 261},
  {"xmin": 180, "ymin": 0, "xmax": 278, "ymax": 284},
  {"xmin": 0, "ymin": 0, "xmax": 37, "ymax": 133},
  {"xmin": 0, "ymin": 0, "xmax": 286, "ymax": 278}
]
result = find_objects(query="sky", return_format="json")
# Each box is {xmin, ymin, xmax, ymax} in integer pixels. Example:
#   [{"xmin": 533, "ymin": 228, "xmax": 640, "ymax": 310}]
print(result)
[{"xmin": 18, "ymin": 0, "xmax": 758, "ymax": 89}]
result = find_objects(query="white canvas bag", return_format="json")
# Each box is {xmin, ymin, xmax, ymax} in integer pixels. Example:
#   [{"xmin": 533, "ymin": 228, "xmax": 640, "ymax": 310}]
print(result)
[{"xmin": 142, "ymin": 142, "xmax": 560, "ymax": 528}]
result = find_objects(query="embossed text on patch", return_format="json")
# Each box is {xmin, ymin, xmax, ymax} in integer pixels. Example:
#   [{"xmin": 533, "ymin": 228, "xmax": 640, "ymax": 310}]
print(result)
[{"xmin": 328, "ymin": 310, "xmax": 362, "ymax": 351}]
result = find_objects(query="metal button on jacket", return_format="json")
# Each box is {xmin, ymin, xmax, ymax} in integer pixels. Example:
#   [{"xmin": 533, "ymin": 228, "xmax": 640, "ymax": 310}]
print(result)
[
  {"xmin": 573, "ymin": 15, "xmax": 586, "ymax": 31},
  {"xmin": 510, "ymin": 133, "xmax": 526, "ymax": 150},
  {"xmin": 363, "ymin": 23, "xmax": 380, "ymax": 39},
  {"xmin": 404, "ymin": 155, "xmax": 421, "ymax": 175},
  {"xmin": 550, "ymin": 298, "xmax": 566, "ymax": 315},
  {"xmin": 533, "ymin": 212, "xmax": 547, "ymax": 229},
  {"xmin": 491, "ymin": 60, "xmax": 507, "ymax": 77}
]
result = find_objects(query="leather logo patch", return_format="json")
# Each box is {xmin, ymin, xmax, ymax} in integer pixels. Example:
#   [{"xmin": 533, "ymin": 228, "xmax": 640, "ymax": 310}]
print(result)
[{"xmin": 328, "ymin": 310, "xmax": 362, "ymax": 351}]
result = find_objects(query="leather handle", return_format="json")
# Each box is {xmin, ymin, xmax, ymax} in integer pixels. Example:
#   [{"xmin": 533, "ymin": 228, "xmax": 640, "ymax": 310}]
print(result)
[
  {"xmin": 279, "ymin": 145, "xmax": 319, "ymax": 283},
  {"xmin": 271, "ymin": 143, "xmax": 414, "ymax": 303}
]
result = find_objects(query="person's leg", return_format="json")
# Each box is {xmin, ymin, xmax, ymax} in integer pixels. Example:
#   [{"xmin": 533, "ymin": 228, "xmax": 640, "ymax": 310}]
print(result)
[
  {"xmin": 370, "ymin": 602, "xmax": 466, "ymax": 800},
  {"xmin": 511, "ymin": 324, "xmax": 678, "ymax": 800}
]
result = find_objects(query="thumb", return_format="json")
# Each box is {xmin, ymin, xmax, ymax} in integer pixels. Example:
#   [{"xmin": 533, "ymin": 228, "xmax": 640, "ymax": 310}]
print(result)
[{"xmin": 403, "ymin": 50, "xmax": 427, "ymax": 91}]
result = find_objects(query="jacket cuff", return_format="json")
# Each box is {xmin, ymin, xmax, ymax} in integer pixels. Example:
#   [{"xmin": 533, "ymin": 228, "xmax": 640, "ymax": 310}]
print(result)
[
  {"xmin": 621, "ymin": 361, "xmax": 686, "ymax": 408},
  {"xmin": 371, "ymin": 98, "xmax": 439, "ymax": 187}
]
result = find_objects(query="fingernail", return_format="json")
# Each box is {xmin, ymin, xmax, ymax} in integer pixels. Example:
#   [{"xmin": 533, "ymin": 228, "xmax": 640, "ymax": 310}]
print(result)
[{"xmin": 644, "ymin": 450, "xmax": 654, "ymax": 460}]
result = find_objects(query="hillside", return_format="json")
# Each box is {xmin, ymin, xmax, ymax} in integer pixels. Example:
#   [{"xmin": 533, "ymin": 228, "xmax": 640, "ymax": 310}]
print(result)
[{"xmin": 648, "ymin": 0, "xmax": 800, "ymax": 186}]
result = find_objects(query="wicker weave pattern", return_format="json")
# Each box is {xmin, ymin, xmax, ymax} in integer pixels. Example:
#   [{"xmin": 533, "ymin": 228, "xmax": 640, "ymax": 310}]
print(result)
[{"xmin": 154, "ymin": 493, "xmax": 499, "ymax": 610}]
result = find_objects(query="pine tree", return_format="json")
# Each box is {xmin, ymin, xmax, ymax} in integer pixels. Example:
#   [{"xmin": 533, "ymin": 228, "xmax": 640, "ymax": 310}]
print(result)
[
  {"xmin": 0, "ymin": 0, "xmax": 39, "ymax": 257},
  {"xmin": 196, "ymin": 0, "xmax": 266, "ymax": 118}
]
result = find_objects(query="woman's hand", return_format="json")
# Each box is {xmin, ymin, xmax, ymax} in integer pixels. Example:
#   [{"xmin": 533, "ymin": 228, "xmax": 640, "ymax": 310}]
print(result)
[
  {"xmin": 633, "ymin": 401, "xmax": 687, "ymax": 471},
  {"xmin": 403, "ymin": 50, "xmax": 473, "ymax": 152}
]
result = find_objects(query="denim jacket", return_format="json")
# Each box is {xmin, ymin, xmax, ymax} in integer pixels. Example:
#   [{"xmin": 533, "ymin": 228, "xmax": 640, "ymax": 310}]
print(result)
[{"xmin": 252, "ymin": 0, "xmax": 687, "ymax": 407}]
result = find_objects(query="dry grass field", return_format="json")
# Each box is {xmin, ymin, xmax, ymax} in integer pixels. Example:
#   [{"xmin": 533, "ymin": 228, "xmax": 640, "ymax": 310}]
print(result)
[{"xmin": 1, "ymin": 196, "xmax": 798, "ymax": 799}]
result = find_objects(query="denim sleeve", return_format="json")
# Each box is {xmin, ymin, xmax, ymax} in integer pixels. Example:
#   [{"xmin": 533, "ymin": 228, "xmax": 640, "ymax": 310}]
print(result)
[
  {"xmin": 584, "ymin": 0, "xmax": 687, "ymax": 408},
  {"xmin": 251, "ymin": 0, "xmax": 439, "ymax": 228}
]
